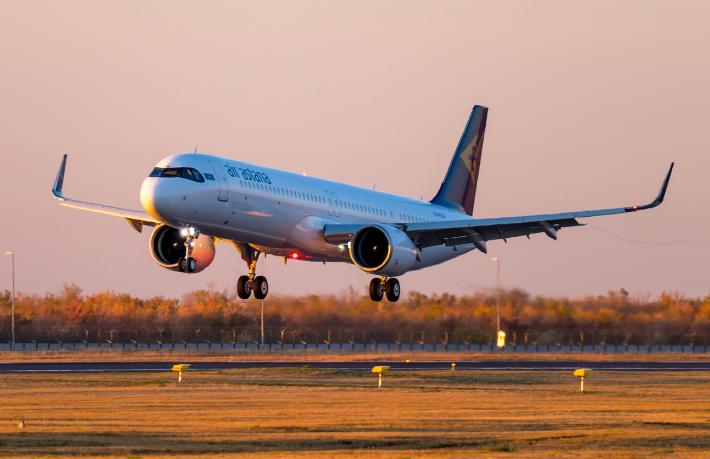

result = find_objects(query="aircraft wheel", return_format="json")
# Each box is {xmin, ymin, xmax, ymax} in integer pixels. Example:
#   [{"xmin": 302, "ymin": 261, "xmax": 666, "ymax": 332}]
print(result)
[
  {"xmin": 186, "ymin": 257, "xmax": 196, "ymax": 273},
  {"xmin": 385, "ymin": 278, "xmax": 400, "ymax": 302},
  {"xmin": 254, "ymin": 276, "xmax": 269, "ymax": 300},
  {"xmin": 369, "ymin": 278, "xmax": 384, "ymax": 302},
  {"xmin": 179, "ymin": 257, "xmax": 187, "ymax": 272},
  {"xmin": 237, "ymin": 275, "xmax": 252, "ymax": 299}
]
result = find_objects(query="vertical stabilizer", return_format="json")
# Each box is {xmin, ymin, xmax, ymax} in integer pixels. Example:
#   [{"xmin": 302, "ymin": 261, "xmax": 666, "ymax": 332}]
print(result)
[{"xmin": 430, "ymin": 105, "xmax": 488, "ymax": 215}]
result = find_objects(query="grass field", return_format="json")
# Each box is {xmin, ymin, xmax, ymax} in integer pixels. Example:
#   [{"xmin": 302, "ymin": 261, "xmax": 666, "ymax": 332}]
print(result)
[{"xmin": 0, "ymin": 368, "xmax": 708, "ymax": 458}]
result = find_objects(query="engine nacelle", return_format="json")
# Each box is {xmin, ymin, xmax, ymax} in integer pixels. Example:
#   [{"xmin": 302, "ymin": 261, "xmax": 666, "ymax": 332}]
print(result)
[
  {"xmin": 149, "ymin": 224, "xmax": 215, "ymax": 273},
  {"xmin": 349, "ymin": 225, "xmax": 417, "ymax": 276}
]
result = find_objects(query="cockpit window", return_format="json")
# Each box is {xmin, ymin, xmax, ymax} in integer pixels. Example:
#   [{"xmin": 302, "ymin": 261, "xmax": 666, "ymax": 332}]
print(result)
[
  {"xmin": 181, "ymin": 168, "xmax": 205, "ymax": 182},
  {"xmin": 149, "ymin": 167, "xmax": 205, "ymax": 183},
  {"xmin": 161, "ymin": 168, "xmax": 182, "ymax": 177}
]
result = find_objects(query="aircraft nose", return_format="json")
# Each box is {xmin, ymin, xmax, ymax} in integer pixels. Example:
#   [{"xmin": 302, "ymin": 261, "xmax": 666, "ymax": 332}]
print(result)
[{"xmin": 140, "ymin": 177, "xmax": 162, "ymax": 220}]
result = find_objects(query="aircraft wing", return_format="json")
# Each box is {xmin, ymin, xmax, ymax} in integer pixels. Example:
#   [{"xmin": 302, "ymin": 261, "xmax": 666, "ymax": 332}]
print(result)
[
  {"xmin": 52, "ymin": 155, "xmax": 160, "ymax": 232},
  {"xmin": 324, "ymin": 163, "xmax": 674, "ymax": 252}
]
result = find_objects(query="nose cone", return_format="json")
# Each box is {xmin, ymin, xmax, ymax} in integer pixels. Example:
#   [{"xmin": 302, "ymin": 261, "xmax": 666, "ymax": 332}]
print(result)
[{"xmin": 140, "ymin": 178, "xmax": 161, "ymax": 220}]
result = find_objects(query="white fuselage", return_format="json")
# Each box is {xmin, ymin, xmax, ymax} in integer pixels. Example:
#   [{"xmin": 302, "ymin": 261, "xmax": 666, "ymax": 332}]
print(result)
[{"xmin": 140, "ymin": 153, "xmax": 475, "ymax": 271}]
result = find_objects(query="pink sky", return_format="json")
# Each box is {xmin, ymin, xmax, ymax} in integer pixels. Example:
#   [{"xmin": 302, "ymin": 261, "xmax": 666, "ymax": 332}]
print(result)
[{"xmin": 1, "ymin": 1, "xmax": 708, "ymax": 299}]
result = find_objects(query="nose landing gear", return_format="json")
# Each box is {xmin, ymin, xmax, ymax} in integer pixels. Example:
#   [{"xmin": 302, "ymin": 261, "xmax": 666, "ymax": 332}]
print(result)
[
  {"xmin": 178, "ymin": 227, "xmax": 199, "ymax": 273},
  {"xmin": 235, "ymin": 243, "xmax": 269, "ymax": 300},
  {"xmin": 369, "ymin": 277, "xmax": 400, "ymax": 302}
]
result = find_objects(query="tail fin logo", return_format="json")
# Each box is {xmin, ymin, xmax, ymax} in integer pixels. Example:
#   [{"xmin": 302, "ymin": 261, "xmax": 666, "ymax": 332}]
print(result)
[{"xmin": 459, "ymin": 134, "xmax": 479, "ymax": 170}]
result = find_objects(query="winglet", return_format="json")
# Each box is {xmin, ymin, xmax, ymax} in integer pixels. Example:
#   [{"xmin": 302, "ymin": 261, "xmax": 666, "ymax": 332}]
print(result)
[
  {"xmin": 625, "ymin": 162, "xmax": 674, "ymax": 212},
  {"xmin": 52, "ymin": 154, "xmax": 68, "ymax": 199}
]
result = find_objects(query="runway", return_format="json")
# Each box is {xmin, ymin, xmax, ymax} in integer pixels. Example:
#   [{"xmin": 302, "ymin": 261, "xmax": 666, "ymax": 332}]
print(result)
[{"xmin": 0, "ymin": 360, "xmax": 708, "ymax": 373}]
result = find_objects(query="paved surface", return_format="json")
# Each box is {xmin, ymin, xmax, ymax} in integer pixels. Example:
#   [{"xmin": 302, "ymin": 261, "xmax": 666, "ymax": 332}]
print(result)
[{"xmin": 0, "ymin": 360, "xmax": 708, "ymax": 373}]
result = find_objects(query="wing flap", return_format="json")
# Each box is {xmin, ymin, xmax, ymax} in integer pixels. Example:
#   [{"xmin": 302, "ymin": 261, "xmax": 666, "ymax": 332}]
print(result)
[{"xmin": 409, "ymin": 217, "xmax": 581, "ymax": 249}]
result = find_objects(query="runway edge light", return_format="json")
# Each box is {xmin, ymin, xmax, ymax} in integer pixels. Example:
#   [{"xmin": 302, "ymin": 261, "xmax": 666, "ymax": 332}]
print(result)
[
  {"xmin": 573, "ymin": 368, "xmax": 592, "ymax": 392},
  {"xmin": 371, "ymin": 366, "xmax": 390, "ymax": 388},
  {"xmin": 172, "ymin": 364, "xmax": 192, "ymax": 383}
]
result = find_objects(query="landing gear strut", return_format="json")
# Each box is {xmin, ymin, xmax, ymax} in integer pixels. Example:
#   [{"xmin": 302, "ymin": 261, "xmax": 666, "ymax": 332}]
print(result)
[
  {"xmin": 369, "ymin": 277, "xmax": 400, "ymax": 302},
  {"xmin": 235, "ymin": 243, "xmax": 269, "ymax": 300},
  {"xmin": 178, "ymin": 227, "xmax": 199, "ymax": 273}
]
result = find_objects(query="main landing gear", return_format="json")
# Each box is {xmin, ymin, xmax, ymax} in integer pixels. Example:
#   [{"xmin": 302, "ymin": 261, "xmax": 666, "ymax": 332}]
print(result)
[
  {"xmin": 235, "ymin": 244, "xmax": 269, "ymax": 300},
  {"xmin": 369, "ymin": 277, "xmax": 400, "ymax": 302},
  {"xmin": 178, "ymin": 227, "xmax": 199, "ymax": 273}
]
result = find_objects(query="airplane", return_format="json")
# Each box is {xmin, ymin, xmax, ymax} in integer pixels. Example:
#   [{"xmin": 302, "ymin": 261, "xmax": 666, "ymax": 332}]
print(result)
[{"xmin": 52, "ymin": 105, "xmax": 674, "ymax": 302}]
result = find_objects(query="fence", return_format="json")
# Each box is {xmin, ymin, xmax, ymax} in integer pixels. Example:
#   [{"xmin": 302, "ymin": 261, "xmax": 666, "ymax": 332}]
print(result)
[
  {"xmin": 1, "ymin": 341, "xmax": 707, "ymax": 353},
  {"xmin": 2, "ymin": 327, "xmax": 709, "ymax": 348}
]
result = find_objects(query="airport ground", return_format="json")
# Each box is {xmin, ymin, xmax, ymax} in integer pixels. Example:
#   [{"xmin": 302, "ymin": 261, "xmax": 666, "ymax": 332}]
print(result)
[{"xmin": 0, "ymin": 366, "xmax": 708, "ymax": 458}]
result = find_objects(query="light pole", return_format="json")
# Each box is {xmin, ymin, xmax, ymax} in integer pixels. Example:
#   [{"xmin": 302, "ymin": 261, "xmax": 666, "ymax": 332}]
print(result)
[
  {"xmin": 4, "ymin": 251, "xmax": 15, "ymax": 350},
  {"xmin": 491, "ymin": 257, "xmax": 501, "ymax": 333},
  {"xmin": 260, "ymin": 300, "xmax": 265, "ymax": 345}
]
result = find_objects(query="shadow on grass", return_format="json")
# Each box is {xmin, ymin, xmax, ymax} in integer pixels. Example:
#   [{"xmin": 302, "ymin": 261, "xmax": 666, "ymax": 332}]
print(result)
[
  {"xmin": 0, "ymin": 432, "xmax": 504, "ymax": 455},
  {"xmin": 0, "ymin": 427, "xmax": 706, "ymax": 455}
]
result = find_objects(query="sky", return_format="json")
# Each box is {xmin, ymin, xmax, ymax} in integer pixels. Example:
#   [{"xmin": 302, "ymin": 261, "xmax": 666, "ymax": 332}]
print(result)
[{"xmin": 0, "ymin": 0, "xmax": 708, "ymax": 299}]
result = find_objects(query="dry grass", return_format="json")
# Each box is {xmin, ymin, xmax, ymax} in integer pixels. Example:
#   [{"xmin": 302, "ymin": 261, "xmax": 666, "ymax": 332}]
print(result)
[
  {"xmin": 0, "ymin": 368, "xmax": 708, "ymax": 458},
  {"xmin": 0, "ymin": 349, "xmax": 708, "ymax": 363}
]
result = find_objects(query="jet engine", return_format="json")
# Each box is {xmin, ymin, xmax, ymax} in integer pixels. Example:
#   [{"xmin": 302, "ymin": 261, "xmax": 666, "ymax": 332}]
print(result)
[
  {"xmin": 349, "ymin": 225, "xmax": 417, "ymax": 276},
  {"xmin": 149, "ymin": 224, "xmax": 215, "ymax": 273}
]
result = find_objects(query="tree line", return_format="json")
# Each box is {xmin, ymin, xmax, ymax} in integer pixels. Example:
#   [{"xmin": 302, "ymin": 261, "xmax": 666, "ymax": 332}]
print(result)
[{"xmin": 0, "ymin": 284, "xmax": 708, "ymax": 345}]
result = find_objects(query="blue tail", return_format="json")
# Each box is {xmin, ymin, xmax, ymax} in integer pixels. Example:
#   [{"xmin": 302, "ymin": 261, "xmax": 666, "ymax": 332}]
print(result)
[{"xmin": 430, "ymin": 105, "xmax": 488, "ymax": 216}]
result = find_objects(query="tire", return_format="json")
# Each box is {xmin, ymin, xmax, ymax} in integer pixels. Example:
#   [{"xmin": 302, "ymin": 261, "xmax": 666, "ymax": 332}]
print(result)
[
  {"xmin": 385, "ymin": 278, "xmax": 400, "ymax": 302},
  {"xmin": 254, "ymin": 276, "xmax": 269, "ymax": 300},
  {"xmin": 187, "ymin": 257, "xmax": 196, "ymax": 273},
  {"xmin": 369, "ymin": 278, "xmax": 383, "ymax": 302},
  {"xmin": 237, "ymin": 275, "xmax": 252, "ymax": 299},
  {"xmin": 178, "ymin": 257, "xmax": 187, "ymax": 272}
]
